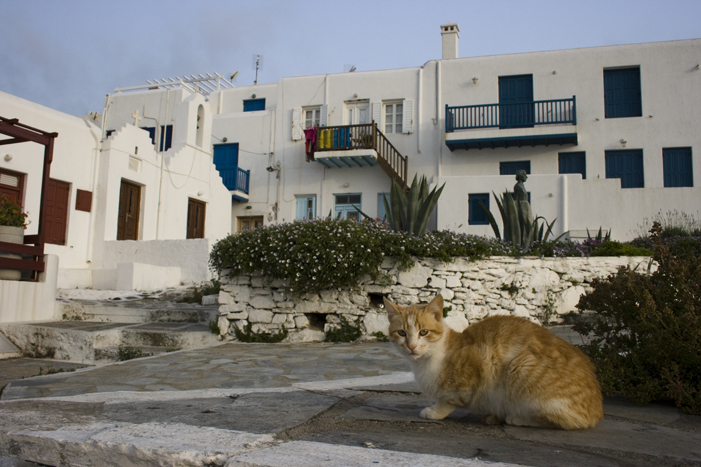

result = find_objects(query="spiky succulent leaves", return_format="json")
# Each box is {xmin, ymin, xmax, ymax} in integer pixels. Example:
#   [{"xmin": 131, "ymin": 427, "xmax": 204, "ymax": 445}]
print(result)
[
  {"xmin": 390, "ymin": 178, "xmax": 408, "ymax": 231},
  {"xmin": 478, "ymin": 199, "xmax": 501, "ymax": 240},
  {"xmin": 493, "ymin": 192, "xmax": 509, "ymax": 242},
  {"xmin": 404, "ymin": 175, "xmax": 421, "ymax": 235},
  {"xmin": 502, "ymin": 192, "xmax": 522, "ymax": 248},
  {"xmin": 413, "ymin": 180, "xmax": 445, "ymax": 236},
  {"xmin": 352, "ymin": 204, "xmax": 376, "ymax": 222}
]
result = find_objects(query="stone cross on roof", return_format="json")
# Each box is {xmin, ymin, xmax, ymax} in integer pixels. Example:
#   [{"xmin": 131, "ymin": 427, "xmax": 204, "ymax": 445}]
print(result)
[{"xmin": 132, "ymin": 109, "xmax": 142, "ymax": 126}]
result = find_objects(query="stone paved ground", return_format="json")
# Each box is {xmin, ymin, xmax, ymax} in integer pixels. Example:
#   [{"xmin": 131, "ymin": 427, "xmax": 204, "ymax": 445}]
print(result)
[{"xmin": 0, "ymin": 339, "xmax": 700, "ymax": 466}]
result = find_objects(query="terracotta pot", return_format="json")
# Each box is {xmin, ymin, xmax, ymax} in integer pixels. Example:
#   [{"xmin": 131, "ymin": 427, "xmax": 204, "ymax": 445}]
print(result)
[{"xmin": 0, "ymin": 225, "xmax": 24, "ymax": 281}]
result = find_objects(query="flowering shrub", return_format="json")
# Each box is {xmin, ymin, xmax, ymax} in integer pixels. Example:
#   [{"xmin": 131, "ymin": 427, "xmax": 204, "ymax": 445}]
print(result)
[
  {"xmin": 0, "ymin": 197, "xmax": 29, "ymax": 228},
  {"xmin": 209, "ymin": 217, "xmax": 691, "ymax": 299},
  {"xmin": 209, "ymin": 218, "xmax": 500, "ymax": 298}
]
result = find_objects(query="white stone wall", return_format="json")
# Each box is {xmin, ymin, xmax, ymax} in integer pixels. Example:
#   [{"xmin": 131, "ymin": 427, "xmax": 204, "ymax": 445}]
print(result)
[{"xmin": 216, "ymin": 256, "xmax": 653, "ymax": 342}]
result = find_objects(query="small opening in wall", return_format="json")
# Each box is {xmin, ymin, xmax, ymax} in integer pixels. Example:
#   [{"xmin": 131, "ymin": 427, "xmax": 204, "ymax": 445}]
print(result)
[
  {"xmin": 135, "ymin": 146, "xmax": 138, "ymax": 155},
  {"xmin": 305, "ymin": 313, "xmax": 328, "ymax": 331},
  {"xmin": 368, "ymin": 293, "xmax": 386, "ymax": 309}
]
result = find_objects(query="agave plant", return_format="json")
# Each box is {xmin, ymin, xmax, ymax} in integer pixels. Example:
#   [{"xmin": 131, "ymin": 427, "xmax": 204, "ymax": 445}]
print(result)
[
  {"xmin": 356, "ymin": 175, "xmax": 444, "ymax": 236},
  {"xmin": 587, "ymin": 227, "xmax": 612, "ymax": 242},
  {"xmin": 479, "ymin": 191, "xmax": 561, "ymax": 249}
]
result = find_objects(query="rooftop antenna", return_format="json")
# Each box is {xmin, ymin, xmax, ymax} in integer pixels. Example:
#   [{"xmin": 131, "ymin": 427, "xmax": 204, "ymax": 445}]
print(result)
[
  {"xmin": 344, "ymin": 64, "xmax": 356, "ymax": 73},
  {"xmin": 252, "ymin": 54, "xmax": 263, "ymax": 85},
  {"xmin": 229, "ymin": 71, "xmax": 239, "ymax": 84}
]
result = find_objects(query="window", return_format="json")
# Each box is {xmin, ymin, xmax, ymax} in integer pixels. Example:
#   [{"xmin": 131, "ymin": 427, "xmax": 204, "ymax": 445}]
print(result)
[
  {"xmin": 500, "ymin": 161, "xmax": 531, "ymax": 175},
  {"xmin": 345, "ymin": 101, "xmax": 370, "ymax": 125},
  {"xmin": 334, "ymin": 193, "xmax": 361, "ymax": 222},
  {"xmin": 141, "ymin": 125, "xmax": 172, "ymax": 151},
  {"xmin": 604, "ymin": 67, "xmax": 642, "ymax": 118},
  {"xmin": 295, "ymin": 195, "xmax": 317, "ymax": 220},
  {"xmin": 0, "ymin": 168, "xmax": 25, "ymax": 204},
  {"xmin": 559, "ymin": 152, "xmax": 586, "ymax": 179},
  {"xmin": 237, "ymin": 216, "xmax": 263, "ymax": 231},
  {"xmin": 663, "ymin": 147, "xmax": 693, "ymax": 187},
  {"xmin": 384, "ymin": 102, "xmax": 403, "ymax": 134},
  {"xmin": 243, "ymin": 98, "xmax": 266, "ymax": 112},
  {"xmin": 606, "ymin": 149, "xmax": 644, "ymax": 188},
  {"xmin": 304, "ymin": 107, "xmax": 321, "ymax": 128},
  {"xmin": 186, "ymin": 198, "xmax": 206, "ymax": 239},
  {"xmin": 469, "ymin": 193, "xmax": 490, "ymax": 225},
  {"xmin": 377, "ymin": 192, "xmax": 390, "ymax": 221}
]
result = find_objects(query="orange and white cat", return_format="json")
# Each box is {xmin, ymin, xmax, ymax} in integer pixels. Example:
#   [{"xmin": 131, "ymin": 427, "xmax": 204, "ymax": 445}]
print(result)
[{"xmin": 384, "ymin": 294, "xmax": 603, "ymax": 430}]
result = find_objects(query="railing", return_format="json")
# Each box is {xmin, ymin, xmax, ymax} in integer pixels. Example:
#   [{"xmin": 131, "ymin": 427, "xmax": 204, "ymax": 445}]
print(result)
[
  {"xmin": 445, "ymin": 96, "xmax": 576, "ymax": 132},
  {"xmin": 220, "ymin": 167, "xmax": 250, "ymax": 194},
  {"xmin": 315, "ymin": 123, "xmax": 408, "ymax": 191}
]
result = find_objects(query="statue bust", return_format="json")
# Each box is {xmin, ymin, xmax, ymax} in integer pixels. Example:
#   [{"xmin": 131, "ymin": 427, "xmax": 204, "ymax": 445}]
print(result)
[{"xmin": 514, "ymin": 170, "xmax": 529, "ymax": 201}]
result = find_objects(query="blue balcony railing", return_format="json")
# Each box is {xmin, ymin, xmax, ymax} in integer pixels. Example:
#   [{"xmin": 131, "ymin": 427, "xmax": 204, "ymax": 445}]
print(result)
[
  {"xmin": 219, "ymin": 167, "xmax": 250, "ymax": 194},
  {"xmin": 446, "ymin": 96, "xmax": 576, "ymax": 132}
]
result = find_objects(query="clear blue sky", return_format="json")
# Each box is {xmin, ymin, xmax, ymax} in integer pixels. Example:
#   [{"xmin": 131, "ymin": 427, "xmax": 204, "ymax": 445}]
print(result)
[{"xmin": 2, "ymin": 0, "xmax": 699, "ymax": 116}]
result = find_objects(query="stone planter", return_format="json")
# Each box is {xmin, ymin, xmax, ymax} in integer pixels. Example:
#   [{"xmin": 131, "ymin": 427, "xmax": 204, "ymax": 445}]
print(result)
[{"xmin": 0, "ymin": 225, "xmax": 24, "ymax": 281}]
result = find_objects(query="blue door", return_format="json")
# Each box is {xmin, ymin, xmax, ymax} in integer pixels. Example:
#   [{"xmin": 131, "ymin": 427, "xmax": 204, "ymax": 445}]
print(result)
[
  {"xmin": 604, "ymin": 68, "xmax": 642, "ymax": 119},
  {"xmin": 213, "ymin": 143, "xmax": 239, "ymax": 190},
  {"xmin": 499, "ymin": 74, "xmax": 533, "ymax": 128}
]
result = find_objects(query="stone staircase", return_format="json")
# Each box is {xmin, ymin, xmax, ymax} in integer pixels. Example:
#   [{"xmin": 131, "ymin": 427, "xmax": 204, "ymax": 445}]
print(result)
[{"xmin": 0, "ymin": 289, "xmax": 221, "ymax": 365}]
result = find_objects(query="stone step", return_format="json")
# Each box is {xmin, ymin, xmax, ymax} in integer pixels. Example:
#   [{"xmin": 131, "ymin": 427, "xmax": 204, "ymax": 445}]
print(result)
[
  {"xmin": 57, "ymin": 300, "xmax": 218, "ymax": 324},
  {"xmin": 0, "ymin": 321, "xmax": 221, "ymax": 365},
  {"xmin": 0, "ymin": 332, "xmax": 22, "ymax": 360}
]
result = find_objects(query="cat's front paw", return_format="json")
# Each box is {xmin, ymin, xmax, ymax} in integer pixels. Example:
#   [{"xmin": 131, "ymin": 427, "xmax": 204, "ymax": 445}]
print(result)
[{"xmin": 420, "ymin": 406, "xmax": 444, "ymax": 420}]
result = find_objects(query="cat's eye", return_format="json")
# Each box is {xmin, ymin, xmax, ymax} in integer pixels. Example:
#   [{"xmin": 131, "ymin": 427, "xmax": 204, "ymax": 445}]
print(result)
[
  {"xmin": 397, "ymin": 330, "xmax": 407, "ymax": 337},
  {"xmin": 419, "ymin": 329, "xmax": 429, "ymax": 336}
]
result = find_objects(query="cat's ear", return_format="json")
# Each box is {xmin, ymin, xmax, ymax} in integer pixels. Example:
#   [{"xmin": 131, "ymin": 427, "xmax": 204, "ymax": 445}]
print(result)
[
  {"xmin": 426, "ymin": 294, "xmax": 444, "ymax": 322},
  {"xmin": 383, "ymin": 297, "xmax": 400, "ymax": 319}
]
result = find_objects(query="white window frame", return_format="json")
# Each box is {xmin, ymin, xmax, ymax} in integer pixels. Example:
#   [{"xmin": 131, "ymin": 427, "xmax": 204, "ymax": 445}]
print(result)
[
  {"xmin": 384, "ymin": 100, "xmax": 404, "ymax": 134},
  {"xmin": 304, "ymin": 106, "xmax": 321, "ymax": 129},
  {"xmin": 295, "ymin": 194, "xmax": 317, "ymax": 220}
]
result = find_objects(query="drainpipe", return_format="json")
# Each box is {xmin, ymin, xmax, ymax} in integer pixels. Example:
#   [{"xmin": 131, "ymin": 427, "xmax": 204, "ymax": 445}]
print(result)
[
  {"xmin": 417, "ymin": 67, "xmax": 422, "ymax": 154},
  {"xmin": 436, "ymin": 61, "xmax": 442, "ymax": 178},
  {"xmin": 560, "ymin": 175, "xmax": 568, "ymax": 236},
  {"xmin": 85, "ymin": 95, "xmax": 109, "ymax": 267},
  {"xmin": 155, "ymin": 89, "xmax": 170, "ymax": 239}
]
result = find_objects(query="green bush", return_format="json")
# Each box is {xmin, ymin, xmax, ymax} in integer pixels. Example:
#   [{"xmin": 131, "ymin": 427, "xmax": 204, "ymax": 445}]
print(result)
[
  {"xmin": 325, "ymin": 315, "xmax": 362, "ymax": 343},
  {"xmin": 233, "ymin": 323, "xmax": 288, "ymax": 343},
  {"xmin": 573, "ymin": 223, "xmax": 701, "ymax": 414},
  {"xmin": 589, "ymin": 241, "xmax": 653, "ymax": 257}
]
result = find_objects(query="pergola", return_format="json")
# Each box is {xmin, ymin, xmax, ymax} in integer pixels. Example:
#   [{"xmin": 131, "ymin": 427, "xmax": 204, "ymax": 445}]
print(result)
[{"xmin": 0, "ymin": 116, "xmax": 56, "ymax": 280}]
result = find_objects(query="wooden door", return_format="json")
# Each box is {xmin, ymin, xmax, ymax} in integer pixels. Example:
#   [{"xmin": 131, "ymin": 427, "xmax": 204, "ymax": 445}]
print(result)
[
  {"xmin": 186, "ymin": 198, "xmax": 206, "ymax": 239},
  {"xmin": 117, "ymin": 180, "xmax": 141, "ymax": 240},
  {"xmin": 45, "ymin": 179, "xmax": 70, "ymax": 245}
]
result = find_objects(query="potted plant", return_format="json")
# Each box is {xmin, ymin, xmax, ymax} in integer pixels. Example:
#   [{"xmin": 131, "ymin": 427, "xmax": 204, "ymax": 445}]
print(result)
[{"xmin": 0, "ymin": 196, "xmax": 29, "ymax": 280}]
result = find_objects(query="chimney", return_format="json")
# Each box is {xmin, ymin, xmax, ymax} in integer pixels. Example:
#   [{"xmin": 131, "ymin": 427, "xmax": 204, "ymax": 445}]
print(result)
[{"xmin": 440, "ymin": 22, "xmax": 460, "ymax": 60}]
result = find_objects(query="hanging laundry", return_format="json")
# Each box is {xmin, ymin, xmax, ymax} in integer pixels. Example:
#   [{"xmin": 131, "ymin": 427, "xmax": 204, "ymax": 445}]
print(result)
[{"xmin": 304, "ymin": 126, "xmax": 316, "ymax": 161}]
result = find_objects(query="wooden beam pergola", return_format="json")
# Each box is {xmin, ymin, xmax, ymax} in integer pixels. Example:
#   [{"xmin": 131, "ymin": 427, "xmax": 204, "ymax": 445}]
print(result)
[{"xmin": 0, "ymin": 116, "xmax": 58, "ymax": 280}]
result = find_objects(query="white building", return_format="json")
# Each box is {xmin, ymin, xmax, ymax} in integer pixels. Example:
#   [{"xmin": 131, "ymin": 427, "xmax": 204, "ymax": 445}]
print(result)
[
  {"xmin": 101, "ymin": 23, "xmax": 700, "ymax": 242},
  {"xmin": 2, "ymin": 23, "xmax": 700, "ymax": 301},
  {"xmin": 0, "ymin": 76, "xmax": 232, "ymax": 295}
]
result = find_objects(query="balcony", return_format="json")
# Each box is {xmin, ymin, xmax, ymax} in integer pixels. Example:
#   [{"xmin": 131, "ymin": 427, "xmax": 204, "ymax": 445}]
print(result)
[
  {"xmin": 219, "ymin": 166, "xmax": 250, "ymax": 202},
  {"xmin": 445, "ymin": 97, "xmax": 578, "ymax": 151},
  {"xmin": 313, "ymin": 123, "xmax": 408, "ymax": 191}
]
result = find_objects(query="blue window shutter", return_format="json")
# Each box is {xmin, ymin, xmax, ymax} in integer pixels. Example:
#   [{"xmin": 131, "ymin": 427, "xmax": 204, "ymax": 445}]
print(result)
[
  {"xmin": 213, "ymin": 143, "xmax": 239, "ymax": 190},
  {"xmin": 243, "ymin": 98, "xmax": 266, "ymax": 112},
  {"xmin": 605, "ymin": 149, "xmax": 644, "ymax": 188},
  {"xmin": 141, "ymin": 127, "xmax": 156, "ymax": 144},
  {"xmin": 295, "ymin": 196, "xmax": 317, "ymax": 220},
  {"xmin": 663, "ymin": 147, "xmax": 693, "ymax": 187},
  {"xmin": 604, "ymin": 68, "xmax": 642, "ymax": 118},
  {"xmin": 559, "ymin": 152, "xmax": 586, "ymax": 179},
  {"xmin": 377, "ymin": 192, "xmax": 390, "ymax": 221},
  {"xmin": 500, "ymin": 161, "xmax": 531, "ymax": 175},
  {"xmin": 469, "ymin": 193, "xmax": 490, "ymax": 225},
  {"xmin": 160, "ymin": 125, "xmax": 173, "ymax": 151}
]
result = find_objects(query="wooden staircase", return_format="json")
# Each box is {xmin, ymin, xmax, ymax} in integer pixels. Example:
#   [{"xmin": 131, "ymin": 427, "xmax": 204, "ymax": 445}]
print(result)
[{"xmin": 314, "ymin": 122, "xmax": 408, "ymax": 192}]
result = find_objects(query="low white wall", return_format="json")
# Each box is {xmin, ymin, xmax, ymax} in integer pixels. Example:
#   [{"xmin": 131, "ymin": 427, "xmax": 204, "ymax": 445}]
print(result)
[
  {"xmin": 115, "ymin": 262, "xmax": 181, "ymax": 292},
  {"xmin": 0, "ymin": 254, "xmax": 58, "ymax": 323},
  {"xmin": 92, "ymin": 238, "xmax": 214, "ymax": 290}
]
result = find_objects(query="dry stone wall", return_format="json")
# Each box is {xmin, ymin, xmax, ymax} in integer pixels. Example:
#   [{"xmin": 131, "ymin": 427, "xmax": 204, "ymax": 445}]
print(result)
[{"xmin": 217, "ymin": 256, "xmax": 653, "ymax": 342}]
